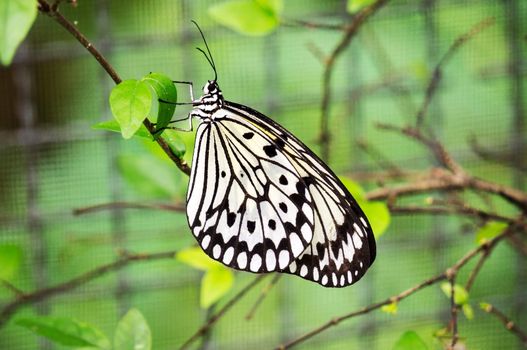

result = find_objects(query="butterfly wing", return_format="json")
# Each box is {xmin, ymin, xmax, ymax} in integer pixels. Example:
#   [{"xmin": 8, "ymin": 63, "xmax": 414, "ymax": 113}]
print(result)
[
  {"xmin": 186, "ymin": 118, "xmax": 315, "ymax": 273},
  {"xmin": 224, "ymin": 101, "xmax": 376, "ymax": 287}
]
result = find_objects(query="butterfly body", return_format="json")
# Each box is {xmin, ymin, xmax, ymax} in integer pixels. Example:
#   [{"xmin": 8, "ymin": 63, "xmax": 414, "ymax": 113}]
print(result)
[{"xmin": 185, "ymin": 80, "xmax": 375, "ymax": 287}]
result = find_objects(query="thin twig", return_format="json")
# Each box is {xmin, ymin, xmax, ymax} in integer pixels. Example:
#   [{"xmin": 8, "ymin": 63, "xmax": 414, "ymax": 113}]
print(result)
[
  {"xmin": 74, "ymin": 201, "xmax": 186, "ymax": 215},
  {"xmin": 376, "ymin": 123, "xmax": 464, "ymax": 174},
  {"xmin": 280, "ymin": 18, "xmax": 345, "ymax": 31},
  {"xmin": 481, "ymin": 303, "xmax": 527, "ymax": 346},
  {"xmin": 37, "ymin": 0, "xmax": 191, "ymax": 176},
  {"xmin": 448, "ymin": 275, "xmax": 459, "ymax": 349},
  {"xmin": 179, "ymin": 275, "xmax": 267, "ymax": 350},
  {"xmin": 245, "ymin": 274, "xmax": 282, "ymax": 320},
  {"xmin": 0, "ymin": 280, "xmax": 25, "ymax": 297},
  {"xmin": 0, "ymin": 250, "xmax": 178, "ymax": 329},
  {"xmin": 416, "ymin": 17, "xmax": 495, "ymax": 128},
  {"xmin": 276, "ymin": 220, "xmax": 520, "ymax": 349},
  {"xmin": 319, "ymin": 0, "xmax": 390, "ymax": 161}
]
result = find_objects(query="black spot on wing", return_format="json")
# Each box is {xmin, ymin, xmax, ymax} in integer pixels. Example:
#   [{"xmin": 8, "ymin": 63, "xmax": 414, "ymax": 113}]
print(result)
[
  {"xmin": 263, "ymin": 144, "xmax": 277, "ymax": 157},
  {"xmin": 268, "ymin": 219, "xmax": 276, "ymax": 230},
  {"xmin": 247, "ymin": 220, "xmax": 256, "ymax": 233},
  {"xmin": 227, "ymin": 212, "xmax": 236, "ymax": 227},
  {"xmin": 279, "ymin": 175, "xmax": 288, "ymax": 185},
  {"xmin": 243, "ymin": 132, "xmax": 254, "ymax": 139},
  {"xmin": 279, "ymin": 202, "xmax": 288, "ymax": 213}
]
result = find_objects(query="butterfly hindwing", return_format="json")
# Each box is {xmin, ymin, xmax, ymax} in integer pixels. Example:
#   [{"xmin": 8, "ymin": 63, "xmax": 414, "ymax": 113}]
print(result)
[
  {"xmin": 224, "ymin": 102, "xmax": 376, "ymax": 287},
  {"xmin": 186, "ymin": 118, "xmax": 315, "ymax": 273}
]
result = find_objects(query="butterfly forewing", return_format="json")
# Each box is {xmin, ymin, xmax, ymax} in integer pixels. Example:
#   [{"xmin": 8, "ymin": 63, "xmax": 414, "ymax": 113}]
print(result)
[
  {"xmin": 187, "ymin": 117, "xmax": 315, "ymax": 273},
  {"xmin": 224, "ymin": 102, "xmax": 376, "ymax": 287}
]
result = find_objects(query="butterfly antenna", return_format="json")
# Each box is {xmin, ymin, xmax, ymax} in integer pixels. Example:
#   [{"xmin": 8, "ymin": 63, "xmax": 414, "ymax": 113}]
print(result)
[{"xmin": 191, "ymin": 20, "xmax": 218, "ymax": 81}]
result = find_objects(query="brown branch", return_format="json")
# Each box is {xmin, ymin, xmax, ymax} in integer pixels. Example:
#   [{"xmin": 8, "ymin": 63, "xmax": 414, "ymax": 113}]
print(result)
[
  {"xmin": 416, "ymin": 17, "xmax": 495, "ymax": 128},
  {"xmin": 481, "ymin": 303, "xmax": 527, "ymax": 346},
  {"xmin": 448, "ymin": 276, "xmax": 459, "ymax": 349},
  {"xmin": 365, "ymin": 162, "xmax": 527, "ymax": 211},
  {"xmin": 376, "ymin": 123, "xmax": 464, "ymax": 174},
  {"xmin": 179, "ymin": 275, "xmax": 267, "ymax": 350},
  {"xmin": 469, "ymin": 135, "xmax": 527, "ymax": 173},
  {"xmin": 389, "ymin": 204, "xmax": 516, "ymax": 224},
  {"xmin": 0, "ymin": 250, "xmax": 177, "ymax": 329},
  {"xmin": 319, "ymin": 0, "xmax": 390, "ymax": 161},
  {"xmin": 276, "ymin": 220, "xmax": 520, "ymax": 349},
  {"xmin": 73, "ymin": 201, "xmax": 186, "ymax": 215},
  {"xmin": 245, "ymin": 274, "xmax": 282, "ymax": 321},
  {"xmin": 280, "ymin": 18, "xmax": 345, "ymax": 31},
  {"xmin": 37, "ymin": 0, "xmax": 191, "ymax": 176}
]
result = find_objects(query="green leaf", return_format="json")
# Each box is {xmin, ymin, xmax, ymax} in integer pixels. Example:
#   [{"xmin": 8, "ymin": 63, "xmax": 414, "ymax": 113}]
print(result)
[
  {"xmin": 109, "ymin": 80, "xmax": 152, "ymax": 139},
  {"xmin": 117, "ymin": 155, "xmax": 178, "ymax": 198},
  {"xmin": 209, "ymin": 0, "xmax": 281, "ymax": 36},
  {"xmin": 162, "ymin": 130, "xmax": 186, "ymax": 158},
  {"xmin": 440, "ymin": 283, "xmax": 469, "ymax": 305},
  {"xmin": 0, "ymin": 0, "xmax": 37, "ymax": 65},
  {"xmin": 462, "ymin": 303, "xmax": 474, "ymax": 320},
  {"xmin": 381, "ymin": 301, "xmax": 398, "ymax": 315},
  {"xmin": 358, "ymin": 200, "xmax": 390, "ymax": 237},
  {"xmin": 0, "ymin": 244, "xmax": 22, "ymax": 282},
  {"xmin": 392, "ymin": 331, "xmax": 428, "ymax": 350},
  {"xmin": 16, "ymin": 316, "xmax": 111, "ymax": 349},
  {"xmin": 142, "ymin": 72, "xmax": 177, "ymax": 132},
  {"xmin": 114, "ymin": 309, "xmax": 151, "ymax": 350},
  {"xmin": 347, "ymin": 0, "xmax": 376, "ymax": 14},
  {"xmin": 200, "ymin": 267, "xmax": 234, "ymax": 309},
  {"xmin": 475, "ymin": 221, "xmax": 507, "ymax": 245},
  {"xmin": 92, "ymin": 120, "xmax": 153, "ymax": 140},
  {"xmin": 176, "ymin": 246, "xmax": 223, "ymax": 271},
  {"xmin": 479, "ymin": 302, "xmax": 492, "ymax": 312},
  {"xmin": 340, "ymin": 176, "xmax": 365, "ymax": 199},
  {"xmin": 256, "ymin": 0, "xmax": 283, "ymax": 14}
]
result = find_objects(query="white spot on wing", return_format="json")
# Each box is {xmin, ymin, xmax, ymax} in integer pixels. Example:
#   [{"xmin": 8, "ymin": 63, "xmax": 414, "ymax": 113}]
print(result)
[
  {"xmin": 279, "ymin": 250, "xmax": 290, "ymax": 269},
  {"xmin": 237, "ymin": 252, "xmax": 247, "ymax": 269},
  {"xmin": 353, "ymin": 234, "xmax": 363, "ymax": 249},
  {"xmin": 201, "ymin": 235, "xmax": 211, "ymax": 249},
  {"xmin": 213, "ymin": 244, "xmax": 221, "ymax": 259},
  {"xmin": 360, "ymin": 217, "xmax": 368, "ymax": 227},
  {"xmin": 321, "ymin": 275, "xmax": 328, "ymax": 285},
  {"xmin": 250, "ymin": 255, "xmax": 262, "ymax": 272},
  {"xmin": 300, "ymin": 265, "xmax": 308, "ymax": 277},
  {"xmin": 223, "ymin": 247, "xmax": 234, "ymax": 265},
  {"xmin": 289, "ymin": 232, "xmax": 304, "ymax": 257},
  {"xmin": 266, "ymin": 250, "xmax": 276, "ymax": 270}
]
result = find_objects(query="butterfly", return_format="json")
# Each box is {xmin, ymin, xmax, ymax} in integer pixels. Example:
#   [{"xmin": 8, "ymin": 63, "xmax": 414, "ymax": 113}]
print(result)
[{"xmin": 171, "ymin": 22, "xmax": 376, "ymax": 287}]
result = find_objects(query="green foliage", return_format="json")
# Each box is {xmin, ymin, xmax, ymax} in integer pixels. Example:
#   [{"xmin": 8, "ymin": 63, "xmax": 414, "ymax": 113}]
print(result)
[
  {"xmin": 161, "ymin": 130, "xmax": 187, "ymax": 158},
  {"xmin": 117, "ymin": 155, "xmax": 178, "ymax": 199},
  {"xmin": 440, "ymin": 283, "xmax": 474, "ymax": 320},
  {"xmin": 347, "ymin": 0, "xmax": 377, "ymax": 13},
  {"xmin": 109, "ymin": 80, "xmax": 153, "ymax": 139},
  {"xmin": 177, "ymin": 247, "xmax": 235, "ymax": 308},
  {"xmin": 340, "ymin": 176, "xmax": 391, "ymax": 237},
  {"xmin": 0, "ymin": 244, "xmax": 22, "ymax": 282},
  {"xmin": 114, "ymin": 309, "xmax": 152, "ymax": 350},
  {"xmin": 208, "ymin": 0, "xmax": 283, "ymax": 36},
  {"xmin": 392, "ymin": 331, "xmax": 428, "ymax": 350},
  {"xmin": 143, "ymin": 72, "xmax": 178, "ymax": 133},
  {"xmin": 92, "ymin": 120, "xmax": 154, "ymax": 140},
  {"xmin": 0, "ymin": 0, "xmax": 37, "ymax": 65},
  {"xmin": 475, "ymin": 221, "xmax": 507, "ymax": 245},
  {"xmin": 381, "ymin": 301, "xmax": 398, "ymax": 315},
  {"xmin": 16, "ymin": 316, "xmax": 111, "ymax": 349},
  {"xmin": 17, "ymin": 309, "xmax": 152, "ymax": 350}
]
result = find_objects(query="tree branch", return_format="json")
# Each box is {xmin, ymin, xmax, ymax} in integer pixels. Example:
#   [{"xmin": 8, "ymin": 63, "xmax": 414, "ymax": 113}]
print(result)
[
  {"xmin": 319, "ymin": 0, "xmax": 390, "ymax": 161},
  {"xmin": 0, "ymin": 250, "xmax": 177, "ymax": 329},
  {"xmin": 481, "ymin": 303, "xmax": 527, "ymax": 346},
  {"xmin": 37, "ymin": 0, "xmax": 191, "ymax": 176},
  {"xmin": 179, "ymin": 275, "xmax": 267, "ymax": 350},
  {"xmin": 276, "ymin": 219, "xmax": 522, "ymax": 349}
]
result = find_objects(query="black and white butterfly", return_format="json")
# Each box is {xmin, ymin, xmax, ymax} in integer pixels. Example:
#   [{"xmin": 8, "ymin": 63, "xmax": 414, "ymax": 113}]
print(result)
[{"xmin": 172, "ymin": 22, "xmax": 375, "ymax": 287}]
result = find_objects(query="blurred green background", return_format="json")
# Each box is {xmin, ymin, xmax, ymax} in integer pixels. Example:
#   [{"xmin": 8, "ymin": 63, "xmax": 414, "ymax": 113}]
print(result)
[{"xmin": 0, "ymin": 0, "xmax": 526, "ymax": 349}]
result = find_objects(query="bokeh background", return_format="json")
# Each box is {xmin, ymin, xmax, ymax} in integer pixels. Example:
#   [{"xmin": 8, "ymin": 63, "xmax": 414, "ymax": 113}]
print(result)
[{"xmin": 1, "ymin": 0, "xmax": 526, "ymax": 349}]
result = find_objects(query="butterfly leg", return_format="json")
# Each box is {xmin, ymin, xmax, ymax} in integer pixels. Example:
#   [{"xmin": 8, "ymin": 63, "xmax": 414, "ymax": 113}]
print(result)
[{"xmin": 172, "ymin": 80, "xmax": 196, "ymax": 102}]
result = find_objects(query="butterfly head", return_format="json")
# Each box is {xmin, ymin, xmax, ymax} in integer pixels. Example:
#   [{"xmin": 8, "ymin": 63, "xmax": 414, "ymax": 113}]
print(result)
[{"xmin": 203, "ymin": 80, "xmax": 221, "ymax": 95}]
